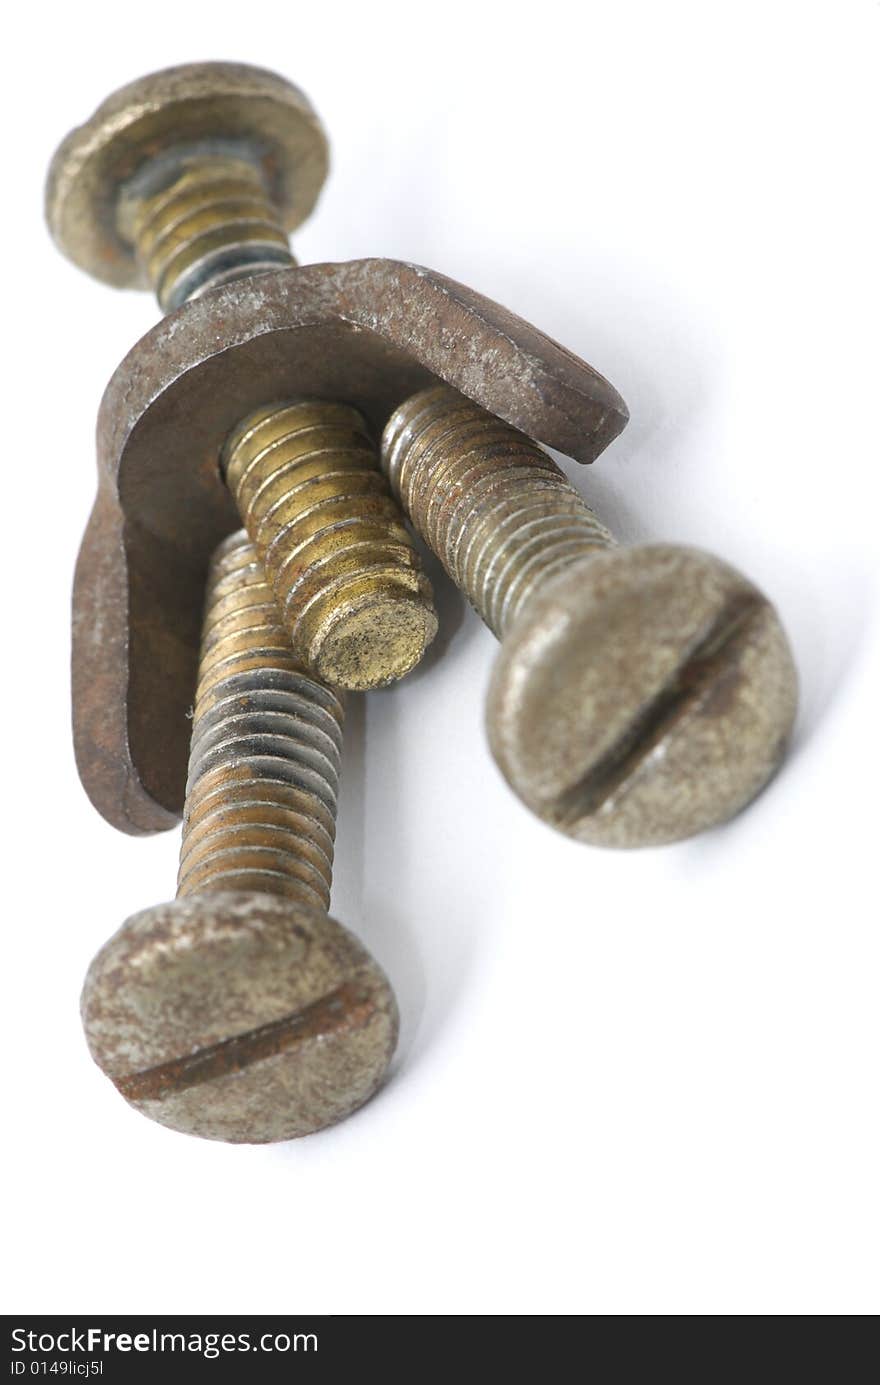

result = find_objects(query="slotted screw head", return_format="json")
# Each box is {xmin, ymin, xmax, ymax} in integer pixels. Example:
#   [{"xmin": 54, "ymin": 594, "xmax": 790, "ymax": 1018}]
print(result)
[
  {"xmin": 486, "ymin": 544, "xmax": 798, "ymax": 847},
  {"xmin": 383, "ymin": 387, "xmax": 798, "ymax": 847},
  {"xmin": 81, "ymin": 893, "xmax": 399, "ymax": 1144}
]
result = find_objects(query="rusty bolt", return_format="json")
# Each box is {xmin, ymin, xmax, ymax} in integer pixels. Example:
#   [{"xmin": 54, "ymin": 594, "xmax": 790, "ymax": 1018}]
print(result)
[
  {"xmin": 81, "ymin": 531, "xmax": 398, "ymax": 1142},
  {"xmin": 221, "ymin": 399, "xmax": 435, "ymax": 690},
  {"xmin": 46, "ymin": 62, "xmax": 437, "ymax": 690},
  {"xmin": 383, "ymin": 386, "xmax": 798, "ymax": 848},
  {"xmin": 69, "ymin": 260, "xmax": 628, "ymax": 836}
]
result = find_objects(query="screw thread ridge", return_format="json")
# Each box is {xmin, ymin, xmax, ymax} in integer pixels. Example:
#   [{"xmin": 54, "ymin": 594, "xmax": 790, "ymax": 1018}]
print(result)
[
  {"xmin": 223, "ymin": 400, "xmax": 437, "ymax": 689},
  {"xmin": 130, "ymin": 155, "xmax": 295, "ymax": 311},
  {"xmin": 382, "ymin": 386, "xmax": 614, "ymax": 637},
  {"xmin": 178, "ymin": 531, "xmax": 344, "ymax": 912}
]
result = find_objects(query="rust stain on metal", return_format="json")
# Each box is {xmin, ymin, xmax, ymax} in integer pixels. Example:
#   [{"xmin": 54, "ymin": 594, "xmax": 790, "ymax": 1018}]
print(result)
[
  {"xmin": 116, "ymin": 981, "xmax": 376, "ymax": 1102},
  {"xmin": 73, "ymin": 259, "xmax": 629, "ymax": 834}
]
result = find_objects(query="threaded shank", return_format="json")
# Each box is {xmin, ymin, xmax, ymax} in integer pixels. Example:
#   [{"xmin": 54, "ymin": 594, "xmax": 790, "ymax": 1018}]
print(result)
[
  {"xmin": 223, "ymin": 400, "xmax": 437, "ymax": 691},
  {"xmin": 382, "ymin": 386, "xmax": 614, "ymax": 638},
  {"xmin": 130, "ymin": 155, "xmax": 295, "ymax": 311},
  {"xmin": 178, "ymin": 531, "xmax": 344, "ymax": 913}
]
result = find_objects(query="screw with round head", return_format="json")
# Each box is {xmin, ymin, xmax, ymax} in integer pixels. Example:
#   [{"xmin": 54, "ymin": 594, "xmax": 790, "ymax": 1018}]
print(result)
[
  {"xmin": 382, "ymin": 386, "xmax": 798, "ymax": 848},
  {"xmin": 45, "ymin": 61, "xmax": 328, "ymax": 297},
  {"xmin": 81, "ymin": 532, "xmax": 398, "ymax": 1142},
  {"xmin": 46, "ymin": 63, "xmax": 436, "ymax": 691}
]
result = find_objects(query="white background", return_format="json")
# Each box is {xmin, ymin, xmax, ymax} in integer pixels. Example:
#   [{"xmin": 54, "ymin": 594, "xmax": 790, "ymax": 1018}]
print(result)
[{"xmin": 3, "ymin": 0, "xmax": 878, "ymax": 1316}]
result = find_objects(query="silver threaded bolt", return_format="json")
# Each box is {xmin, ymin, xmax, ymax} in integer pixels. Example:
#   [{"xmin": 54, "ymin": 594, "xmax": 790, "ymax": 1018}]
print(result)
[
  {"xmin": 383, "ymin": 385, "xmax": 799, "ymax": 848},
  {"xmin": 81, "ymin": 532, "xmax": 399, "ymax": 1144},
  {"xmin": 177, "ymin": 530, "xmax": 344, "ymax": 910}
]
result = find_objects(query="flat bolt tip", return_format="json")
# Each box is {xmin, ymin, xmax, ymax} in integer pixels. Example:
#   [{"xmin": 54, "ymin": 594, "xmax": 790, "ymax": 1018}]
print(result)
[{"xmin": 312, "ymin": 592, "xmax": 439, "ymax": 691}]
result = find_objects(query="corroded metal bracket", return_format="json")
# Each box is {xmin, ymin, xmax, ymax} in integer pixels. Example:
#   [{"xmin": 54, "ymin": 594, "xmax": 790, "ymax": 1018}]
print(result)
[{"xmin": 74, "ymin": 258, "xmax": 629, "ymax": 834}]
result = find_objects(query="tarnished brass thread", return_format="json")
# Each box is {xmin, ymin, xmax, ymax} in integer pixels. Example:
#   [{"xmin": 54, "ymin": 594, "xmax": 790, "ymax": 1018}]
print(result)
[
  {"xmin": 223, "ymin": 401, "xmax": 438, "ymax": 691},
  {"xmin": 127, "ymin": 152, "xmax": 436, "ymax": 690},
  {"xmin": 129, "ymin": 156, "xmax": 295, "ymax": 311},
  {"xmin": 177, "ymin": 531, "xmax": 344, "ymax": 913},
  {"xmin": 382, "ymin": 386, "xmax": 614, "ymax": 637}
]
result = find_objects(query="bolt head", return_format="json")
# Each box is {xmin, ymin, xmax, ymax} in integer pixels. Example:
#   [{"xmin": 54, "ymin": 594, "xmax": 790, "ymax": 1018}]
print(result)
[
  {"xmin": 81, "ymin": 893, "xmax": 398, "ymax": 1143},
  {"xmin": 46, "ymin": 62, "xmax": 329, "ymax": 288},
  {"xmin": 486, "ymin": 544, "xmax": 798, "ymax": 847}
]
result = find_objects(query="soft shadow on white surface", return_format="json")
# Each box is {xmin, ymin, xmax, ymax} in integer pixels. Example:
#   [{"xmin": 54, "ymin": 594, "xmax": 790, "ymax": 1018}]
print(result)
[
  {"xmin": 327, "ymin": 638, "xmax": 491, "ymax": 1076},
  {"xmin": 362, "ymin": 675, "xmax": 490, "ymax": 1072},
  {"xmin": 331, "ymin": 692, "xmax": 368, "ymax": 919},
  {"xmin": 780, "ymin": 557, "xmax": 875, "ymax": 744},
  {"xmin": 402, "ymin": 540, "xmax": 470, "ymax": 681}
]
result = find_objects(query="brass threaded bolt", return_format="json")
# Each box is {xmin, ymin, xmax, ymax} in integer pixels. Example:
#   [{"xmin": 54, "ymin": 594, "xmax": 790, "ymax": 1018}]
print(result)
[
  {"xmin": 383, "ymin": 386, "xmax": 799, "ymax": 848},
  {"xmin": 81, "ymin": 532, "xmax": 399, "ymax": 1144},
  {"xmin": 122, "ymin": 143, "xmax": 437, "ymax": 691},
  {"xmin": 45, "ymin": 62, "xmax": 329, "ymax": 288},
  {"xmin": 125, "ymin": 155, "xmax": 295, "ymax": 311},
  {"xmin": 46, "ymin": 63, "xmax": 436, "ymax": 691},
  {"xmin": 222, "ymin": 400, "xmax": 437, "ymax": 691},
  {"xmin": 178, "ymin": 531, "xmax": 343, "ymax": 909}
]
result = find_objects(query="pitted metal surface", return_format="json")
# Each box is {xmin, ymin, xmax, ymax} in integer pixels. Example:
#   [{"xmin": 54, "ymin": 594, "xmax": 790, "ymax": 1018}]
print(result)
[
  {"xmin": 74, "ymin": 258, "xmax": 628, "ymax": 833},
  {"xmin": 81, "ymin": 533, "xmax": 398, "ymax": 1144},
  {"xmin": 81, "ymin": 893, "xmax": 399, "ymax": 1143}
]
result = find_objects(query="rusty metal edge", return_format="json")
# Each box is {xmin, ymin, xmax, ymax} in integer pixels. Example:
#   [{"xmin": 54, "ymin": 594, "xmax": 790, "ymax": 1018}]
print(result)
[{"xmin": 77, "ymin": 259, "xmax": 629, "ymax": 833}]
